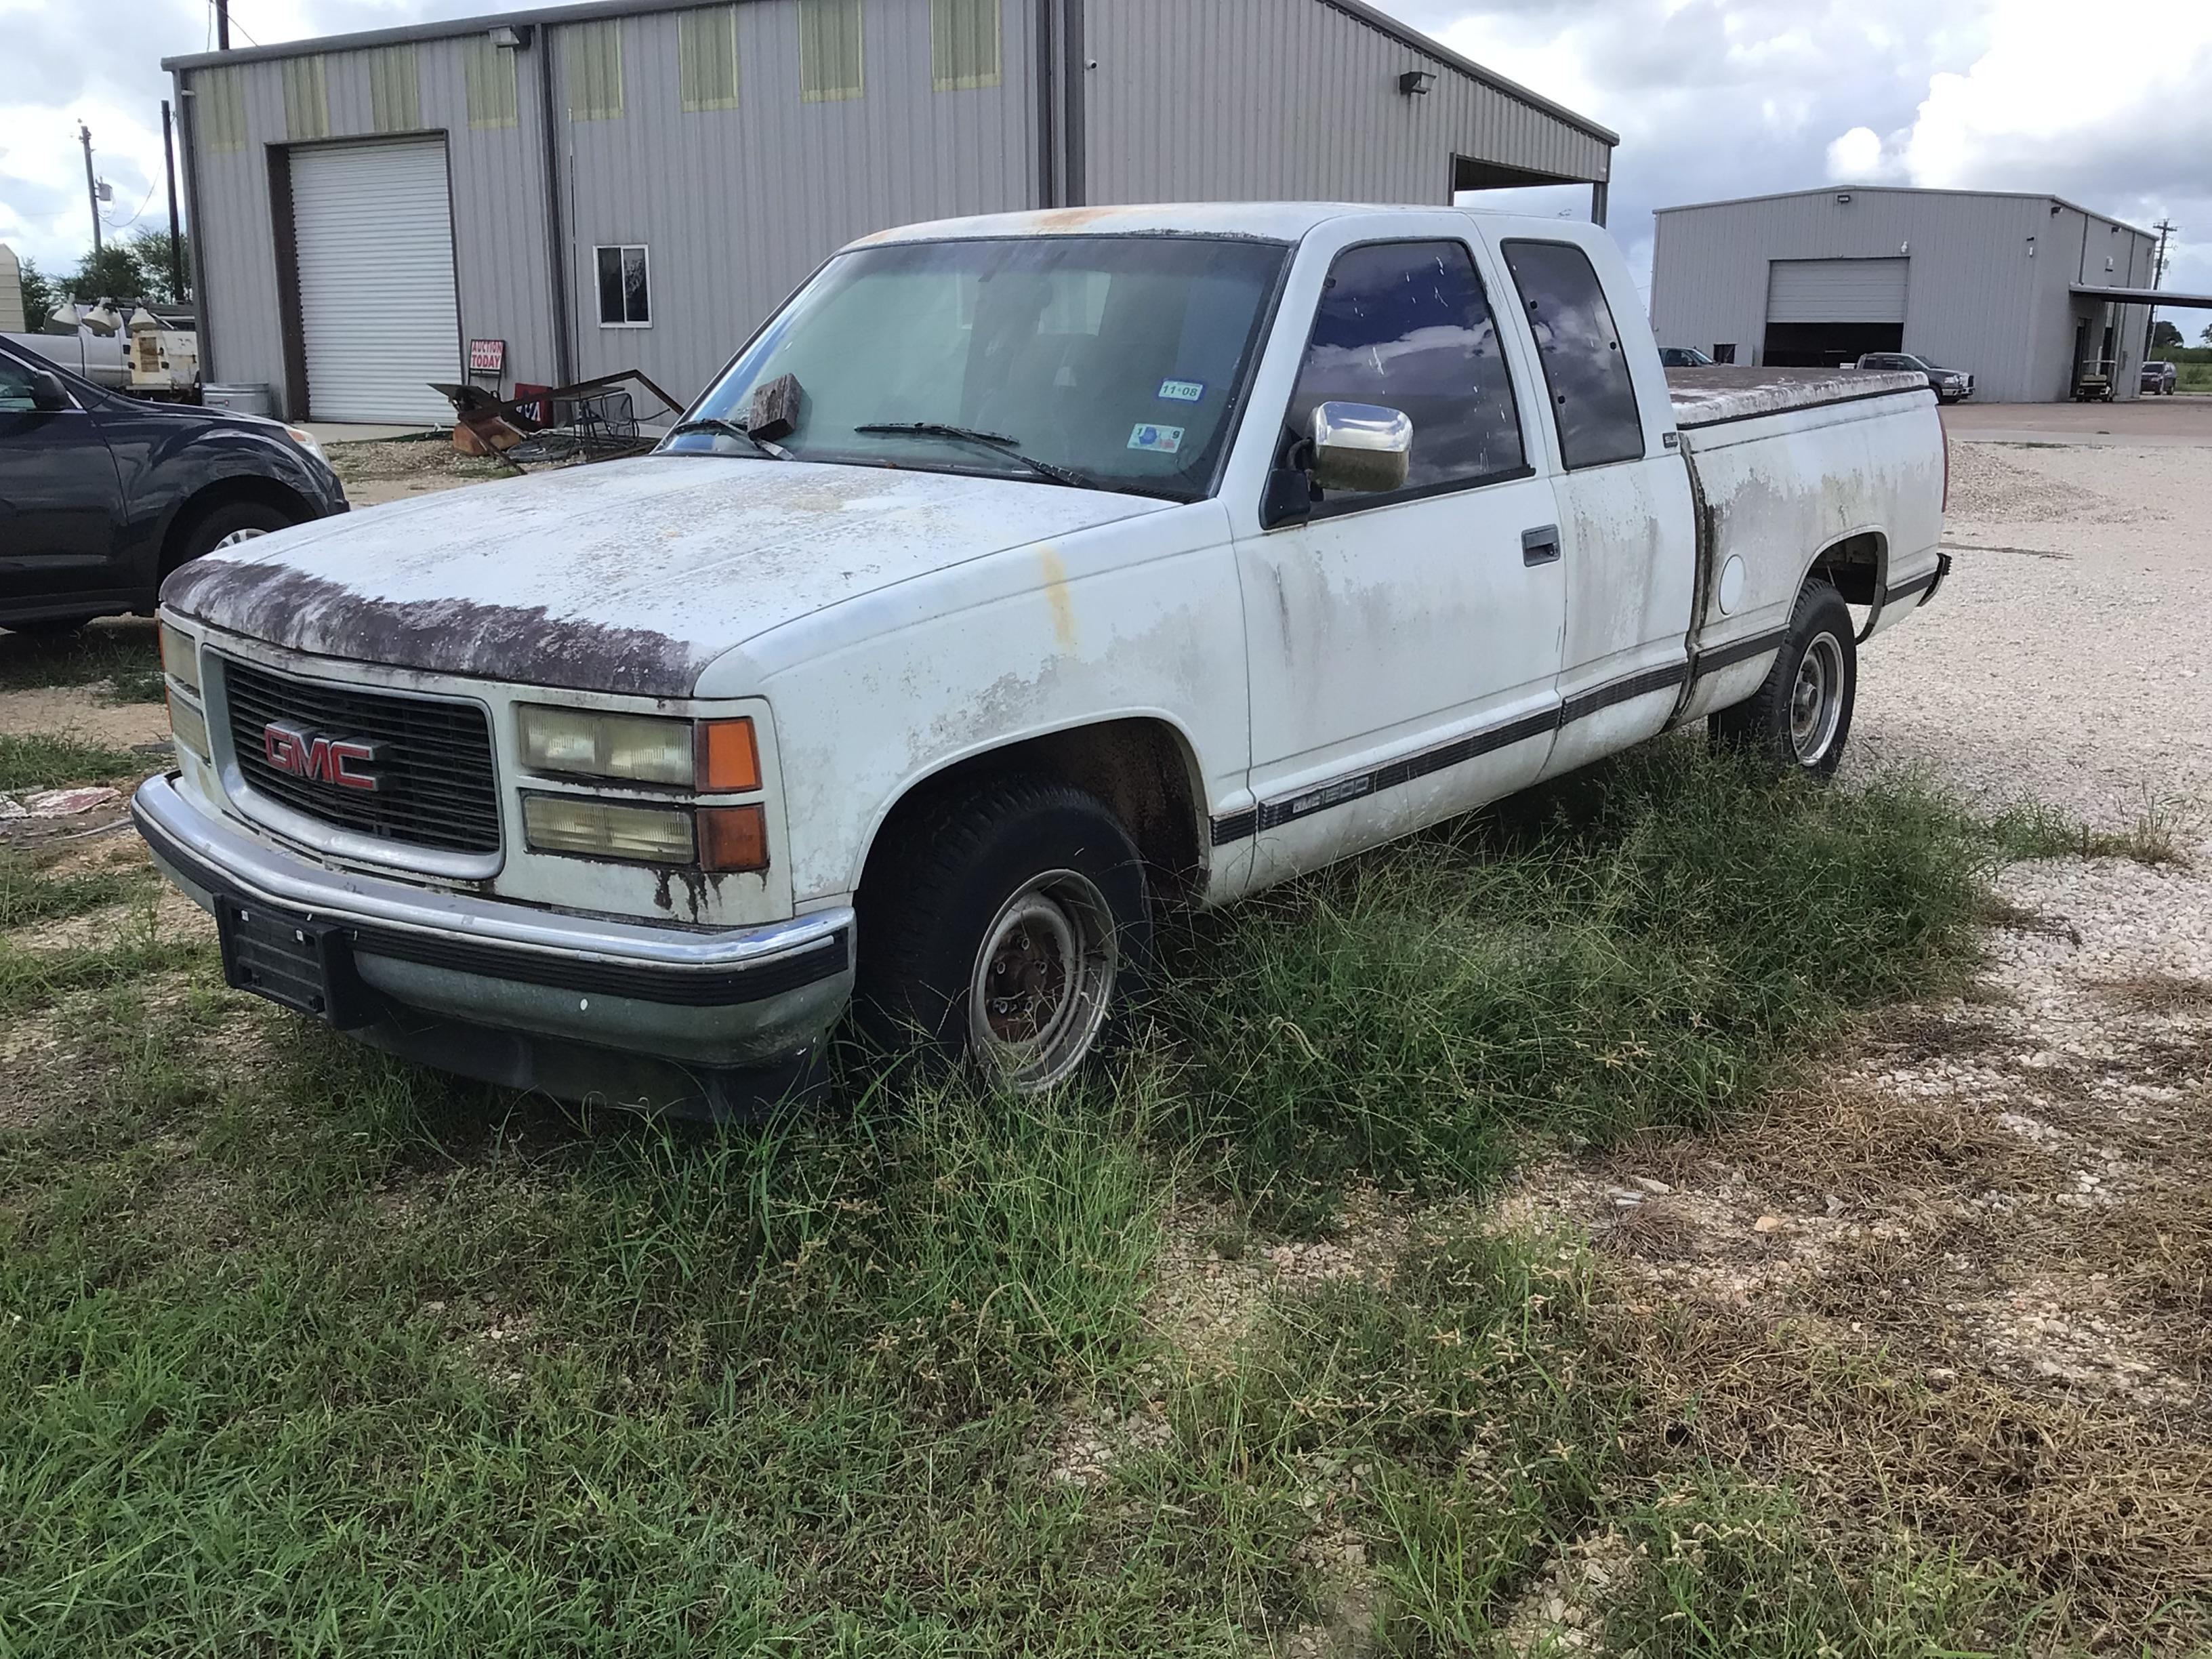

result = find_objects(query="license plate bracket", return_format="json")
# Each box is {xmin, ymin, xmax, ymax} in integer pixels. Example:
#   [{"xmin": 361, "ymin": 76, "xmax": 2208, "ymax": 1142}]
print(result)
[{"xmin": 214, "ymin": 895, "xmax": 381, "ymax": 1029}]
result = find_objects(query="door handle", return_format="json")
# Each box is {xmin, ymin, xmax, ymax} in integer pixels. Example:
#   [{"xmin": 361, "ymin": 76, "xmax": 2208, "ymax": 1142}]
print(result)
[{"xmin": 1521, "ymin": 525, "xmax": 1561, "ymax": 566}]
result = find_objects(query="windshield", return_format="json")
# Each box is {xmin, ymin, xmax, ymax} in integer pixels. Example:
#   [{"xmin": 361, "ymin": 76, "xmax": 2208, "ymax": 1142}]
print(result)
[{"xmin": 668, "ymin": 234, "xmax": 1289, "ymax": 499}]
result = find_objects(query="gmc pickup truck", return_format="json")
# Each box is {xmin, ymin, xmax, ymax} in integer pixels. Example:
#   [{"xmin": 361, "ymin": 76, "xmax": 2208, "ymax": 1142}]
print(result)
[{"xmin": 134, "ymin": 204, "xmax": 1948, "ymax": 1115}]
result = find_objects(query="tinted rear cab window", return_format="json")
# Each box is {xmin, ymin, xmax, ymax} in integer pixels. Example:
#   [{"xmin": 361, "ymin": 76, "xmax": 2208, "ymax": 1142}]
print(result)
[{"xmin": 1500, "ymin": 239, "xmax": 1643, "ymax": 471}]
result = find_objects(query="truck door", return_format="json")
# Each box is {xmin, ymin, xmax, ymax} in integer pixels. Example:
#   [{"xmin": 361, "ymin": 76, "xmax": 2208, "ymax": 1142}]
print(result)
[
  {"xmin": 1493, "ymin": 234, "xmax": 1696, "ymax": 781},
  {"xmin": 0, "ymin": 352, "xmax": 127, "ymax": 613},
  {"xmin": 1230, "ymin": 233, "xmax": 1565, "ymax": 888}
]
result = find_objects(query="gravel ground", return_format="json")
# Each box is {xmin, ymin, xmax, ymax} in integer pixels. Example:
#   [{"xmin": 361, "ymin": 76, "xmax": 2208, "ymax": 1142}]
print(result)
[{"xmin": 1849, "ymin": 438, "xmax": 2212, "ymax": 831}]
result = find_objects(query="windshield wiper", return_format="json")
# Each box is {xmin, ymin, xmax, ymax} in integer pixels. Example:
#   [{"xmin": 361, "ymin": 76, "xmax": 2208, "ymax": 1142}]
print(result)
[
  {"xmin": 852, "ymin": 422, "xmax": 1095, "ymax": 490},
  {"xmin": 665, "ymin": 417, "xmax": 791, "ymax": 459}
]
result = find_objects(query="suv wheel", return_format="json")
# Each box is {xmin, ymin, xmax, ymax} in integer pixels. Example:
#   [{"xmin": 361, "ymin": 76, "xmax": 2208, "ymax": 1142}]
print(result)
[
  {"xmin": 169, "ymin": 500, "xmax": 300, "ymax": 573},
  {"xmin": 1710, "ymin": 579, "xmax": 1857, "ymax": 779},
  {"xmin": 857, "ymin": 777, "xmax": 1151, "ymax": 1090}
]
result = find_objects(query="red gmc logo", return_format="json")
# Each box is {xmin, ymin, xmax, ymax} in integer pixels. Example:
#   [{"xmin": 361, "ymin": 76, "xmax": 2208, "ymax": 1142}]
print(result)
[{"xmin": 262, "ymin": 722, "xmax": 382, "ymax": 792}]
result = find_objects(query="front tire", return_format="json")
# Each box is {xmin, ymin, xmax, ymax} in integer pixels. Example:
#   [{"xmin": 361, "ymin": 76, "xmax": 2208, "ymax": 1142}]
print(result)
[
  {"xmin": 1710, "ymin": 579, "xmax": 1857, "ymax": 779},
  {"xmin": 169, "ymin": 499, "xmax": 300, "ymax": 575},
  {"xmin": 856, "ymin": 777, "xmax": 1151, "ymax": 1090}
]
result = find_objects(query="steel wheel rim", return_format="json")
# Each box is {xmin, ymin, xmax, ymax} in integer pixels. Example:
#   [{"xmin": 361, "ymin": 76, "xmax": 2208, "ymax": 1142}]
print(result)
[
  {"xmin": 966, "ymin": 869, "xmax": 1118, "ymax": 1090},
  {"xmin": 214, "ymin": 527, "xmax": 268, "ymax": 549},
  {"xmin": 1790, "ymin": 632, "xmax": 1845, "ymax": 765}
]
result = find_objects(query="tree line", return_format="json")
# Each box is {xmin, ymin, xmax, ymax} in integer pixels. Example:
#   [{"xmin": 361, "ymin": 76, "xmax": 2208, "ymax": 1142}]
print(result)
[{"xmin": 15, "ymin": 229, "xmax": 193, "ymax": 326}]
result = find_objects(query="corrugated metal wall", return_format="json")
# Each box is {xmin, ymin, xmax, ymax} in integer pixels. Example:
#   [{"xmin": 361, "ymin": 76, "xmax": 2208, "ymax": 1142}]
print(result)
[
  {"xmin": 1650, "ymin": 189, "xmax": 2159, "ymax": 403},
  {"xmin": 554, "ymin": 1, "xmax": 1042, "ymax": 397},
  {"xmin": 176, "ymin": 0, "xmax": 1612, "ymax": 420},
  {"xmin": 1081, "ymin": 0, "xmax": 1608, "ymax": 205}
]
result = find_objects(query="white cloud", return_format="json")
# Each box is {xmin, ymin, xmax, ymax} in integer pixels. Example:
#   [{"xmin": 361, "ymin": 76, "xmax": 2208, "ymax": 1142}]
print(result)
[{"xmin": 1823, "ymin": 125, "xmax": 1887, "ymax": 182}]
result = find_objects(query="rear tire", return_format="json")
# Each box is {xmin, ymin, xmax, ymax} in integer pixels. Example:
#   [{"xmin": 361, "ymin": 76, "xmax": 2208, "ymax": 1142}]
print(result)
[
  {"xmin": 1710, "ymin": 579, "xmax": 1857, "ymax": 779},
  {"xmin": 856, "ymin": 777, "xmax": 1151, "ymax": 1090}
]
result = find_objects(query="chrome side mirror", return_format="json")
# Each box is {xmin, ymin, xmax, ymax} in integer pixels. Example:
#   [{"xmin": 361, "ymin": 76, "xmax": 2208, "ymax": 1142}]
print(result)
[{"xmin": 1309, "ymin": 401, "xmax": 1412, "ymax": 495}]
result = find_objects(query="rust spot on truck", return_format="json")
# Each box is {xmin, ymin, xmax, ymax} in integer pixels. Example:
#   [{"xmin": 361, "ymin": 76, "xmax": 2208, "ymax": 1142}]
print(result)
[{"xmin": 162, "ymin": 561, "xmax": 716, "ymax": 697}]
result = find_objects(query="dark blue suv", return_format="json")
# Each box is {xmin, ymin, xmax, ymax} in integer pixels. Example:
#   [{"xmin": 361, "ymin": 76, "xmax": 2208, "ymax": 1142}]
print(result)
[{"xmin": 0, "ymin": 337, "xmax": 348, "ymax": 634}]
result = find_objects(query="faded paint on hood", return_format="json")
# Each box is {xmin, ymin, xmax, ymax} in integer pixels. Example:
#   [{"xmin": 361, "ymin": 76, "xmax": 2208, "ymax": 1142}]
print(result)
[{"xmin": 161, "ymin": 455, "xmax": 1173, "ymax": 695}]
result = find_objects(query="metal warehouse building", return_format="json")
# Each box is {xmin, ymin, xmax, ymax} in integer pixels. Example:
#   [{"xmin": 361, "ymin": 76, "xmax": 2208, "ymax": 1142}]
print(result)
[
  {"xmin": 165, "ymin": 0, "xmax": 1617, "ymax": 425},
  {"xmin": 1650, "ymin": 186, "xmax": 2175, "ymax": 403}
]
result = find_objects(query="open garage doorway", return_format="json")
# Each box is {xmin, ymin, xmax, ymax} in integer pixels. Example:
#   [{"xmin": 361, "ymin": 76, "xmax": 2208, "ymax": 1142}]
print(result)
[{"xmin": 1762, "ymin": 257, "xmax": 1908, "ymax": 367}]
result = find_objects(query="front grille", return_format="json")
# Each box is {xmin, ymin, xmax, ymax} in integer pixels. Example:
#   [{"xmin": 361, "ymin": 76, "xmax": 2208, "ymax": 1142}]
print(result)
[{"xmin": 220, "ymin": 655, "xmax": 502, "ymax": 855}]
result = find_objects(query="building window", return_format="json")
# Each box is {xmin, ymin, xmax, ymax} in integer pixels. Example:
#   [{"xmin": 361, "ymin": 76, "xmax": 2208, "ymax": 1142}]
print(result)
[
  {"xmin": 366, "ymin": 44, "xmax": 420, "ymax": 132},
  {"xmin": 799, "ymin": 0, "xmax": 864, "ymax": 102},
  {"xmin": 931, "ymin": 0, "xmax": 1000, "ymax": 91},
  {"xmin": 1712, "ymin": 343, "xmax": 1736, "ymax": 365},
  {"xmin": 596, "ymin": 245, "xmax": 651, "ymax": 327},
  {"xmin": 198, "ymin": 64, "xmax": 246, "ymax": 154},
  {"xmin": 569, "ymin": 20, "xmax": 626, "ymax": 121},
  {"xmin": 1500, "ymin": 239, "xmax": 1645, "ymax": 471},
  {"xmin": 1284, "ymin": 239, "xmax": 1527, "ymax": 506},
  {"xmin": 466, "ymin": 36, "xmax": 519, "ymax": 128},
  {"xmin": 678, "ymin": 6, "xmax": 741, "ymax": 112},
  {"xmin": 283, "ymin": 55, "xmax": 329, "ymax": 142}
]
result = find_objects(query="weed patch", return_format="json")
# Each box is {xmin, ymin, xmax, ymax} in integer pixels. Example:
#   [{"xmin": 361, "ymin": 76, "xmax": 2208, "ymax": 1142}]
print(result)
[
  {"xmin": 1158, "ymin": 745, "xmax": 1988, "ymax": 1210},
  {"xmin": 0, "ymin": 732, "xmax": 150, "ymax": 792},
  {"xmin": 1986, "ymin": 798, "xmax": 2193, "ymax": 867},
  {"xmin": 0, "ymin": 622, "xmax": 159, "ymax": 695}
]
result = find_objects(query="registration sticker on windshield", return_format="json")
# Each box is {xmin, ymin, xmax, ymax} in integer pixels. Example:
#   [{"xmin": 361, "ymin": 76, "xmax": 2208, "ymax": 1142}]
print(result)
[
  {"xmin": 1157, "ymin": 379, "xmax": 1206, "ymax": 403},
  {"xmin": 1128, "ymin": 423, "xmax": 1185, "ymax": 454}
]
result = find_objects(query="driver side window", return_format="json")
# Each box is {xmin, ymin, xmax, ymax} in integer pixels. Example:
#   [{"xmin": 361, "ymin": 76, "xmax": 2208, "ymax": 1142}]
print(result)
[
  {"xmin": 1283, "ymin": 239, "xmax": 1527, "ymax": 508},
  {"xmin": 0, "ymin": 359, "xmax": 44, "ymax": 414}
]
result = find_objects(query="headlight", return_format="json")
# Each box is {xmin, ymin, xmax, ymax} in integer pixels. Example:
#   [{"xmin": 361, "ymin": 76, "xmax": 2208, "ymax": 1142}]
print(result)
[
  {"xmin": 523, "ymin": 796, "xmax": 697, "ymax": 864},
  {"xmin": 159, "ymin": 619, "xmax": 201, "ymax": 694},
  {"xmin": 516, "ymin": 706, "xmax": 760, "ymax": 790},
  {"xmin": 282, "ymin": 424, "xmax": 329, "ymax": 468},
  {"xmin": 167, "ymin": 688, "xmax": 211, "ymax": 762}
]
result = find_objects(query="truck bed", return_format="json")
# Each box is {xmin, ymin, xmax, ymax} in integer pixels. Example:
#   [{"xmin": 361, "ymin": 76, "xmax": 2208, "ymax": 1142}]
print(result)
[{"xmin": 1666, "ymin": 365, "xmax": 1932, "ymax": 428}]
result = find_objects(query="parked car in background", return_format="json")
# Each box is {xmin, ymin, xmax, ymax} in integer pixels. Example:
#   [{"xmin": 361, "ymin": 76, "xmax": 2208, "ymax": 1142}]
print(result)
[
  {"xmin": 2141, "ymin": 360, "xmax": 2178, "ymax": 394},
  {"xmin": 139, "ymin": 203, "xmax": 1948, "ymax": 1118},
  {"xmin": 1658, "ymin": 346, "xmax": 1714, "ymax": 367},
  {"xmin": 1857, "ymin": 351, "xmax": 1974, "ymax": 403},
  {"xmin": 0, "ymin": 336, "xmax": 346, "ymax": 635}
]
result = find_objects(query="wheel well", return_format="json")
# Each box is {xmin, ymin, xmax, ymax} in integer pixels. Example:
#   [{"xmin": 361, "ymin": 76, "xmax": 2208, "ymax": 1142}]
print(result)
[
  {"xmin": 1806, "ymin": 531, "xmax": 1884, "ymax": 607},
  {"xmin": 861, "ymin": 718, "xmax": 1207, "ymax": 905},
  {"xmin": 159, "ymin": 477, "xmax": 316, "ymax": 577}
]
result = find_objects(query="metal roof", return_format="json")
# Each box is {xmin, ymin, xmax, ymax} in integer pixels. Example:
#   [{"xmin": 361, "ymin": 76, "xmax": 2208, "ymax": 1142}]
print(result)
[
  {"xmin": 2072, "ymin": 284, "xmax": 2212, "ymax": 308},
  {"xmin": 159, "ymin": 0, "xmax": 1617, "ymax": 146},
  {"xmin": 1654, "ymin": 184, "xmax": 2150, "ymax": 237}
]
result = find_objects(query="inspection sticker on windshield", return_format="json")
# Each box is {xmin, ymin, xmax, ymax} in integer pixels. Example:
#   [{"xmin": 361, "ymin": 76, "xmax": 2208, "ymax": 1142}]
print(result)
[
  {"xmin": 1128, "ymin": 423, "xmax": 1185, "ymax": 454},
  {"xmin": 1157, "ymin": 378, "xmax": 1206, "ymax": 403}
]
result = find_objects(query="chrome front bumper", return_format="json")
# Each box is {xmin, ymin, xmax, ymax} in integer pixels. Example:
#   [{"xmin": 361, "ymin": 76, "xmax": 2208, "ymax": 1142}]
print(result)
[{"xmin": 132, "ymin": 773, "xmax": 855, "ymax": 1115}]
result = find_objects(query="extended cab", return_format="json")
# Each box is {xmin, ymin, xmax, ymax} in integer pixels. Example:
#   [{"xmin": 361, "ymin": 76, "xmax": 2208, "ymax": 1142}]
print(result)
[{"xmin": 134, "ymin": 205, "xmax": 1948, "ymax": 1114}]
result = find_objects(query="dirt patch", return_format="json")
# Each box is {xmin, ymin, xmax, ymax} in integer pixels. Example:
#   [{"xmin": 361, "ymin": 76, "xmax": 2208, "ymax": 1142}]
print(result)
[{"xmin": 0, "ymin": 688, "xmax": 172, "ymax": 747}]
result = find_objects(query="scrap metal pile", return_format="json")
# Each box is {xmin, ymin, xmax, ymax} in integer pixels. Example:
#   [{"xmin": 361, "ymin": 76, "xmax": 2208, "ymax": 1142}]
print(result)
[{"xmin": 430, "ymin": 370, "xmax": 688, "ymax": 469}]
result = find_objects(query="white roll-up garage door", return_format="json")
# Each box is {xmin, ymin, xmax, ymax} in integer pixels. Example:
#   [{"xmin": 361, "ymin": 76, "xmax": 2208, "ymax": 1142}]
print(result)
[
  {"xmin": 291, "ymin": 140, "xmax": 459, "ymax": 425},
  {"xmin": 1765, "ymin": 258, "xmax": 1910, "ymax": 324}
]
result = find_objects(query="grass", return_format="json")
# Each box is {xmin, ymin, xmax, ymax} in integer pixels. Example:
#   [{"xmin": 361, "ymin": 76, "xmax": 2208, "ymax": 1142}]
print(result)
[
  {"xmin": 0, "ymin": 732, "xmax": 152, "ymax": 793},
  {"xmin": 0, "ymin": 619, "xmax": 162, "ymax": 697},
  {"xmin": 1158, "ymin": 746, "xmax": 1988, "ymax": 1216},
  {"xmin": 0, "ymin": 740, "xmax": 2199, "ymax": 1654},
  {"xmin": 1985, "ymin": 798, "xmax": 2192, "ymax": 867}
]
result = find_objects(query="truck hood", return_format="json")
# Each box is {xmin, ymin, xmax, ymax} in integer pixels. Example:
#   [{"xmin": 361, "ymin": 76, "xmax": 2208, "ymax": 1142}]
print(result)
[{"xmin": 161, "ymin": 455, "xmax": 1172, "ymax": 695}]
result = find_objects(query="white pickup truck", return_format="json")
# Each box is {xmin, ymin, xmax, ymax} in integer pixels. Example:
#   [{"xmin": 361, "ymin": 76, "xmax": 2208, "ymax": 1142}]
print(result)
[{"xmin": 135, "ymin": 204, "xmax": 1948, "ymax": 1114}]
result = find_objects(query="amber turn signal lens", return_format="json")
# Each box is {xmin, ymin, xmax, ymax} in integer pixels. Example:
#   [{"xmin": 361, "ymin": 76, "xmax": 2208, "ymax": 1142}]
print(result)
[
  {"xmin": 697, "ymin": 718, "xmax": 761, "ymax": 791},
  {"xmin": 699, "ymin": 804, "xmax": 769, "ymax": 872}
]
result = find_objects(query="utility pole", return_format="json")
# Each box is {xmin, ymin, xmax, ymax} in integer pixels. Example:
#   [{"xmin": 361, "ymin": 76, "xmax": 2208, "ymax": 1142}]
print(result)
[
  {"xmin": 215, "ymin": 0, "xmax": 230, "ymax": 49},
  {"xmin": 2146, "ymin": 218, "xmax": 2176, "ymax": 358},
  {"xmin": 161, "ymin": 100, "xmax": 185, "ymax": 304},
  {"xmin": 79, "ymin": 122, "xmax": 102, "ymax": 254}
]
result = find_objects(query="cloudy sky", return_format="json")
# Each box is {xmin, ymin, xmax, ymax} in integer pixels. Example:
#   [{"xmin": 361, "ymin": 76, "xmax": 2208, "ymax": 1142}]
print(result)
[{"xmin": 3, "ymin": 0, "xmax": 2209, "ymax": 314}]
